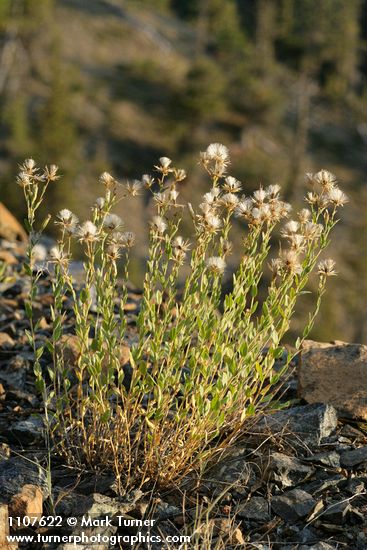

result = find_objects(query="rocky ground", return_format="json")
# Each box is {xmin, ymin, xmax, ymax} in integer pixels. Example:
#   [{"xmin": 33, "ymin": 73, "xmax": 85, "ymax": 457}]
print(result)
[{"xmin": 1, "ymin": 205, "xmax": 367, "ymax": 549}]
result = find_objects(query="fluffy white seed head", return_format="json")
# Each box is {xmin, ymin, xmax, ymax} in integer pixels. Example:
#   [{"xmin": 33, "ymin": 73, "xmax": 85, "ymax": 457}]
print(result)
[
  {"xmin": 150, "ymin": 215, "xmax": 167, "ymax": 234},
  {"xmin": 206, "ymin": 256, "xmax": 226, "ymax": 275},
  {"xmin": 78, "ymin": 221, "xmax": 98, "ymax": 242},
  {"xmin": 103, "ymin": 214, "xmax": 123, "ymax": 231},
  {"xmin": 317, "ymin": 258, "xmax": 337, "ymax": 276}
]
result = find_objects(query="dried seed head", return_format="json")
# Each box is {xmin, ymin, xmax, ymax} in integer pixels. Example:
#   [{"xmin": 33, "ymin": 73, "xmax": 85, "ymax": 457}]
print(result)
[
  {"xmin": 159, "ymin": 157, "xmax": 172, "ymax": 169},
  {"xmin": 142, "ymin": 174, "xmax": 154, "ymax": 188},
  {"xmin": 279, "ymin": 249, "xmax": 302, "ymax": 275},
  {"xmin": 326, "ymin": 187, "xmax": 348, "ymax": 207},
  {"xmin": 120, "ymin": 231, "xmax": 135, "ymax": 248},
  {"xmin": 220, "ymin": 192, "xmax": 239, "ymax": 211},
  {"xmin": 281, "ymin": 220, "xmax": 300, "ymax": 237},
  {"xmin": 235, "ymin": 198, "xmax": 253, "ymax": 219},
  {"xmin": 172, "ymin": 236, "xmax": 190, "ymax": 262},
  {"xmin": 106, "ymin": 243, "xmax": 121, "ymax": 261},
  {"xmin": 16, "ymin": 171, "xmax": 32, "ymax": 188},
  {"xmin": 266, "ymin": 184, "xmax": 281, "ymax": 199},
  {"xmin": 305, "ymin": 191, "xmax": 319, "ymax": 206},
  {"xmin": 205, "ymin": 143, "xmax": 230, "ymax": 163},
  {"xmin": 172, "ymin": 236, "xmax": 190, "ymax": 253},
  {"xmin": 269, "ymin": 257, "xmax": 283, "ymax": 276},
  {"xmin": 302, "ymin": 221, "xmax": 323, "ymax": 240},
  {"xmin": 56, "ymin": 209, "xmax": 79, "ymax": 234},
  {"xmin": 31, "ymin": 244, "xmax": 47, "ymax": 262},
  {"xmin": 204, "ymin": 187, "xmax": 220, "ymax": 203},
  {"xmin": 221, "ymin": 239, "xmax": 233, "ymax": 256},
  {"xmin": 99, "ymin": 172, "xmax": 116, "ymax": 189},
  {"xmin": 317, "ymin": 258, "xmax": 337, "ymax": 276},
  {"xmin": 200, "ymin": 143, "xmax": 230, "ymax": 176},
  {"xmin": 314, "ymin": 170, "xmax": 337, "ymax": 191},
  {"xmin": 50, "ymin": 246, "xmax": 69, "ymax": 267},
  {"xmin": 206, "ymin": 256, "xmax": 226, "ymax": 275},
  {"xmin": 298, "ymin": 208, "xmax": 311, "ymax": 223},
  {"xmin": 44, "ymin": 164, "xmax": 59, "ymax": 181},
  {"xmin": 174, "ymin": 168, "xmax": 187, "ymax": 182},
  {"xmin": 95, "ymin": 197, "xmax": 105, "ymax": 211},
  {"xmin": 223, "ymin": 176, "xmax": 241, "ymax": 193},
  {"xmin": 253, "ymin": 187, "xmax": 267, "ymax": 204},
  {"xmin": 103, "ymin": 214, "xmax": 123, "ymax": 231},
  {"xmin": 20, "ymin": 158, "xmax": 37, "ymax": 175},
  {"xmin": 78, "ymin": 221, "xmax": 98, "ymax": 242},
  {"xmin": 169, "ymin": 187, "xmax": 179, "ymax": 203},
  {"xmin": 289, "ymin": 234, "xmax": 305, "ymax": 251},
  {"xmin": 125, "ymin": 180, "xmax": 142, "ymax": 197},
  {"xmin": 202, "ymin": 213, "xmax": 222, "ymax": 233},
  {"xmin": 150, "ymin": 215, "xmax": 167, "ymax": 234}
]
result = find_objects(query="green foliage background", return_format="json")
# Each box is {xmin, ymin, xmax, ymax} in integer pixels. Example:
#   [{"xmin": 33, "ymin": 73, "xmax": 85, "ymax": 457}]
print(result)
[{"xmin": 0, "ymin": 0, "xmax": 366, "ymax": 342}]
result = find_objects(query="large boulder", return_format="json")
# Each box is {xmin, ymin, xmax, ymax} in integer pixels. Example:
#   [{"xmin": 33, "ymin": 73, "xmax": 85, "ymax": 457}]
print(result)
[
  {"xmin": 299, "ymin": 340, "xmax": 367, "ymax": 420},
  {"xmin": 0, "ymin": 203, "xmax": 27, "ymax": 242}
]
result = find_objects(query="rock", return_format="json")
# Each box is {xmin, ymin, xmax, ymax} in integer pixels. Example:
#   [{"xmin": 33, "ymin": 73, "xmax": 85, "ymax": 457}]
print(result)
[
  {"xmin": 0, "ymin": 332, "xmax": 15, "ymax": 349},
  {"xmin": 8, "ymin": 416, "xmax": 44, "ymax": 445},
  {"xmin": 269, "ymin": 452, "xmax": 315, "ymax": 488},
  {"xmin": 9, "ymin": 484, "xmax": 43, "ymax": 518},
  {"xmin": 0, "ymin": 203, "xmax": 27, "ymax": 242},
  {"xmin": 56, "ymin": 491, "xmax": 142, "ymax": 518},
  {"xmin": 56, "ymin": 334, "xmax": 80, "ymax": 366},
  {"xmin": 0, "ymin": 457, "xmax": 49, "ymax": 500},
  {"xmin": 0, "ymin": 250, "xmax": 17, "ymax": 265},
  {"xmin": 299, "ymin": 543, "xmax": 336, "ymax": 550},
  {"xmin": 303, "ymin": 451, "xmax": 340, "ymax": 469},
  {"xmin": 340, "ymin": 446, "xmax": 367, "ymax": 468},
  {"xmin": 299, "ymin": 340, "xmax": 367, "ymax": 420},
  {"xmin": 237, "ymin": 496, "xmax": 270, "ymax": 521},
  {"xmin": 258, "ymin": 404, "xmax": 338, "ymax": 447},
  {"xmin": 271, "ymin": 489, "xmax": 316, "ymax": 521},
  {"xmin": 207, "ymin": 447, "xmax": 257, "ymax": 495},
  {"xmin": 0, "ymin": 354, "xmax": 29, "ymax": 390},
  {"xmin": 322, "ymin": 501, "xmax": 351, "ymax": 524}
]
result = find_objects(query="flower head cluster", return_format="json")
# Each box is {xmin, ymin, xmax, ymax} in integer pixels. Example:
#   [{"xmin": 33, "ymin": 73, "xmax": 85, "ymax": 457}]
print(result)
[
  {"xmin": 235, "ymin": 184, "xmax": 291, "ymax": 225},
  {"xmin": 200, "ymin": 143, "xmax": 230, "ymax": 177},
  {"xmin": 305, "ymin": 170, "xmax": 348, "ymax": 208}
]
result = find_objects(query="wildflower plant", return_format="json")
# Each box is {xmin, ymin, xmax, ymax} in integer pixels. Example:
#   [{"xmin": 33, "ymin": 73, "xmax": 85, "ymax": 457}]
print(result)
[{"xmin": 20, "ymin": 147, "xmax": 347, "ymax": 491}]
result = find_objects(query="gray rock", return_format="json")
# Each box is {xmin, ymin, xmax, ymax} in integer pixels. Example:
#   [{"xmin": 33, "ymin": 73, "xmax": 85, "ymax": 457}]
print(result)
[
  {"xmin": 8, "ymin": 415, "xmax": 44, "ymax": 444},
  {"xmin": 0, "ymin": 456, "xmax": 49, "ymax": 500},
  {"xmin": 322, "ymin": 501, "xmax": 351, "ymax": 524},
  {"xmin": 299, "ymin": 340, "xmax": 367, "ymax": 420},
  {"xmin": 299, "ymin": 543, "xmax": 336, "ymax": 550},
  {"xmin": 269, "ymin": 452, "xmax": 315, "ymax": 488},
  {"xmin": 56, "ymin": 491, "xmax": 142, "ymax": 518},
  {"xmin": 271, "ymin": 489, "xmax": 316, "ymax": 521},
  {"xmin": 302, "ymin": 451, "xmax": 340, "ymax": 469},
  {"xmin": 340, "ymin": 446, "xmax": 367, "ymax": 468},
  {"xmin": 258, "ymin": 404, "xmax": 338, "ymax": 447},
  {"xmin": 237, "ymin": 496, "xmax": 270, "ymax": 521}
]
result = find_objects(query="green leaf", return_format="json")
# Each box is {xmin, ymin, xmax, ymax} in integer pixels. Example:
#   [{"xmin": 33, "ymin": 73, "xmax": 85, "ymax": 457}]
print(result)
[{"xmin": 23, "ymin": 219, "xmax": 32, "ymax": 233}]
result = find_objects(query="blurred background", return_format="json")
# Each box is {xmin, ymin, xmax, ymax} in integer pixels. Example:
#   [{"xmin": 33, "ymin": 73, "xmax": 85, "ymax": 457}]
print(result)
[{"xmin": 0, "ymin": 0, "xmax": 366, "ymax": 342}]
